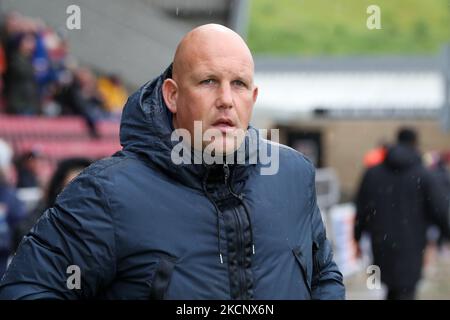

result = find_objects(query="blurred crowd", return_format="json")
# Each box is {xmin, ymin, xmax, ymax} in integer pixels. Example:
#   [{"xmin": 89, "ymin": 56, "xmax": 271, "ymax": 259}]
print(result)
[
  {"xmin": 0, "ymin": 11, "xmax": 129, "ymax": 137},
  {"xmin": 0, "ymin": 137, "xmax": 92, "ymax": 276},
  {"xmin": 0, "ymin": 11, "xmax": 130, "ymax": 277}
]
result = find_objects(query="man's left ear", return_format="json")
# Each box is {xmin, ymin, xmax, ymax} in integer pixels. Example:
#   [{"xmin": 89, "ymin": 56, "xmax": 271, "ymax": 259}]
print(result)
[
  {"xmin": 162, "ymin": 78, "xmax": 178, "ymax": 114},
  {"xmin": 252, "ymin": 86, "xmax": 258, "ymax": 103}
]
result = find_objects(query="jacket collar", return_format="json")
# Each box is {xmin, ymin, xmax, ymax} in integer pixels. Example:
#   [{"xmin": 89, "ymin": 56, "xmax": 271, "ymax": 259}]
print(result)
[{"xmin": 119, "ymin": 65, "xmax": 260, "ymax": 191}]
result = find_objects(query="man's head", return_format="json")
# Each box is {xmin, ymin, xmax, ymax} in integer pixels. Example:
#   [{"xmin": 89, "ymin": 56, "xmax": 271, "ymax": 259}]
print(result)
[
  {"xmin": 162, "ymin": 24, "xmax": 258, "ymax": 155},
  {"xmin": 397, "ymin": 127, "xmax": 418, "ymax": 147}
]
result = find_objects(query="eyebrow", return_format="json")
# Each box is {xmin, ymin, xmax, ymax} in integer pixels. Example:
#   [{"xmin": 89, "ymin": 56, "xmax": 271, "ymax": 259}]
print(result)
[
  {"xmin": 198, "ymin": 73, "xmax": 217, "ymax": 80},
  {"xmin": 192, "ymin": 72, "xmax": 252, "ymax": 84},
  {"xmin": 234, "ymin": 75, "xmax": 251, "ymax": 84}
]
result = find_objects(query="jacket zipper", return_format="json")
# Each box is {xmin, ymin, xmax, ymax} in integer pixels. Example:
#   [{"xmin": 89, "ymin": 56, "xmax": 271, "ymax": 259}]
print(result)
[
  {"xmin": 233, "ymin": 207, "xmax": 247, "ymax": 298},
  {"xmin": 224, "ymin": 164, "xmax": 247, "ymax": 299}
]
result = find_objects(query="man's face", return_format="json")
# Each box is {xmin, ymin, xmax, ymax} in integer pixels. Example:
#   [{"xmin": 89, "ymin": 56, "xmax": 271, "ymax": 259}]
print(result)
[{"xmin": 165, "ymin": 33, "xmax": 258, "ymax": 155}]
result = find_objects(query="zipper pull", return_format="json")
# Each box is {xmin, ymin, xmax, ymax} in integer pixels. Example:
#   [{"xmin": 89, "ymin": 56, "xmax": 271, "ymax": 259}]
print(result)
[{"xmin": 223, "ymin": 163, "xmax": 230, "ymax": 184}]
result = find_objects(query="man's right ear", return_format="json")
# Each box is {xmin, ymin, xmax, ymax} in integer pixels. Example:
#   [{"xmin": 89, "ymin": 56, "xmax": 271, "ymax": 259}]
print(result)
[{"xmin": 162, "ymin": 78, "xmax": 178, "ymax": 114}]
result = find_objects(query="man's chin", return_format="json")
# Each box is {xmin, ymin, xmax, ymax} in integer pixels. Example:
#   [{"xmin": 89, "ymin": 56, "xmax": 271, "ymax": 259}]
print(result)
[{"xmin": 203, "ymin": 136, "xmax": 243, "ymax": 157}]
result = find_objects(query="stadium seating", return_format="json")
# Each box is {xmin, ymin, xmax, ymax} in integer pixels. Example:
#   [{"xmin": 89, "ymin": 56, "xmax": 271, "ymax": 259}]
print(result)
[{"xmin": 0, "ymin": 115, "xmax": 121, "ymax": 183}]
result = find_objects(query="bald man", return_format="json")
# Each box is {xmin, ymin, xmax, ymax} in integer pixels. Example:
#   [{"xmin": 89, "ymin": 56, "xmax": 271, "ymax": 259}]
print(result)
[
  {"xmin": 0, "ymin": 24, "xmax": 345, "ymax": 300},
  {"xmin": 164, "ymin": 24, "xmax": 257, "ymax": 157}
]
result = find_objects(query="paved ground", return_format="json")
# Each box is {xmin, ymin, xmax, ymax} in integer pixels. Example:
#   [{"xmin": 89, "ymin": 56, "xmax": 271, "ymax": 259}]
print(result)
[{"xmin": 345, "ymin": 244, "xmax": 450, "ymax": 300}]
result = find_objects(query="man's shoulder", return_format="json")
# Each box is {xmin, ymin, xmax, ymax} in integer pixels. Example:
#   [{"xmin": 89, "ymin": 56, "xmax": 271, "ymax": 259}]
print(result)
[
  {"xmin": 69, "ymin": 152, "xmax": 146, "ymax": 190},
  {"xmin": 54, "ymin": 153, "xmax": 150, "ymax": 211},
  {"xmin": 82, "ymin": 153, "xmax": 129, "ymax": 178},
  {"xmin": 261, "ymin": 138, "xmax": 315, "ymax": 177}
]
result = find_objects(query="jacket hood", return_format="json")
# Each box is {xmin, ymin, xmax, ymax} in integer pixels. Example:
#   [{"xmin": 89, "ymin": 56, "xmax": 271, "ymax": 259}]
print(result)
[
  {"xmin": 119, "ymin": 65, "xmax": 259, "ymax": 190},
  {"xmin": 384, "ymin": 144, "xmax": 422, "ymax": 170}
]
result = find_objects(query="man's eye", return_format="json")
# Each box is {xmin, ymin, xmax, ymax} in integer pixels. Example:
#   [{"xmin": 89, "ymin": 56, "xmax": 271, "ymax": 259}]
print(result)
[
  {"xmin": 200, "ymin": 79, "xmax": 215, "ymax": 85},
  {"xmin": 232, "ymin": 80, "xmax": 247, "ymax": 88}
]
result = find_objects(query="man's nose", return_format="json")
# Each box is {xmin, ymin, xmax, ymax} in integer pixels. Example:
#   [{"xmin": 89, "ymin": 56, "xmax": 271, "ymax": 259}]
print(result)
[{"xmin": 215, "ymin": 83, "xmax": 233, "ymax": 109}]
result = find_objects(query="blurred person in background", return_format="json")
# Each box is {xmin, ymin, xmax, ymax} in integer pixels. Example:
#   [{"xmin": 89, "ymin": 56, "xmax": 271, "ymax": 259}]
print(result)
[
  {"xmin": 363, "ymin": 139, "xmax": 390, "ymax": 169},
  {"xmin": 0, "ymin": 139, "xmax": 26, "ymax": 278},
  {"xmin": 427, "ymin": 152, "xmax": 450, "ymax": 199},
  {"xmin": 354, "ymin": 127, "xmax": 450, "ymax": 300},
  {"xmin": 13, "ymin": 157, "xmax": 92, "ymax": 252},
  {"xmin": 97, "ymin": 74, "xmax": 128, "ymax": 119},
  {"xmin": 14, "ymin": 150, "xmax": 42, "ymax": 189},
  {"xmin": 2, "ymin": 12, "xmax": 39, "ymax": 61},
  {"xmin": 425, "ymin": 151, "xmax": 450, "ymax": 251},
  {"xmin": 4, "ymin": 32, "xmax": 39, "ymax": 115},
  {"xmin": 1, "ymin": 12, "xmax": 26, "ymax": 55},
  {"xmin": 32, "ymin": 19, "xmax": 55, "ymax": 94},
  {"xmin": 55, "ymin": 67, "xmax": 103, "ymax": 137}
]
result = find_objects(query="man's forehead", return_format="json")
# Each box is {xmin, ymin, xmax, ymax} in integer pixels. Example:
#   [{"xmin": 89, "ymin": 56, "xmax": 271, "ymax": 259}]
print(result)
[
  {"xmin": 173, "ymin": 24, "xmax": 254, "ymax": 80},
  {"xmin": 189, "ymin": 57, "xmax": 253, "ymax": 76}
]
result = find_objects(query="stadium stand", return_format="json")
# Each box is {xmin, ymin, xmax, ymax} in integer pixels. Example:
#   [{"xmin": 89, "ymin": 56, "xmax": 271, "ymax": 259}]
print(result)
[{"xmin": 0, "ymin": 115, "xmax": 121, "ymax": 183}]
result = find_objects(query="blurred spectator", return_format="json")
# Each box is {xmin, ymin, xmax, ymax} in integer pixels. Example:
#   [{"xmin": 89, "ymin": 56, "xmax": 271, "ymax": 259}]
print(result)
[
  {"xmin": 425, "ymin": 151, "xmax": 450, "ymax": 249},
  {"xmin": 55, "ymin": 67, "xmax": 103, "ymax": 137},
  {"xmin": 363, "ymin": 139, "xmax": 389, "ymax": 168},
  {"xmin": 32, "ymin": 25, "xmax": 56, "ymax": 97},
  {"xmin": 97, "ymin": 74, "xmax": 128, "ymax": 116},
  {"xmin": 4, "ymin": 32, "xmax": 39, "ymax": 115},
  {"xmin": 0, "ymin": 139, "xmax": 26, "ymax": 277},
  {"xmin": 2, "ymin": 12, "xmax": 25, "ymax": 53},
  {"xmin": 44, "ymin": 28, "xmax": 68, "ymax": 64},
  {"xmin": 354, "ymin": 127, "xmax": 450, "ymax": 300},
  {"xmin": 428, "ymin": 152, "xmax": 450, "ymax": 195},
  {"xmin": 0, "ymin": 11, "xmax": 126, "ymax": 123},
  {"xmin": 13, "ymin": 157, "xmax": 92, "ymax": 251},
  {"xmin": 15, "ymin": 150, "xmax": 42, "ymax": 188}
]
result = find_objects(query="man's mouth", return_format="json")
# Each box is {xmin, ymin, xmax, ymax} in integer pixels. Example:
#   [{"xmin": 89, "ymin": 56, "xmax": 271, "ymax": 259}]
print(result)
[{"xmin": 211, "ymin": 118, "xmax": 236, "ymax": 133}]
